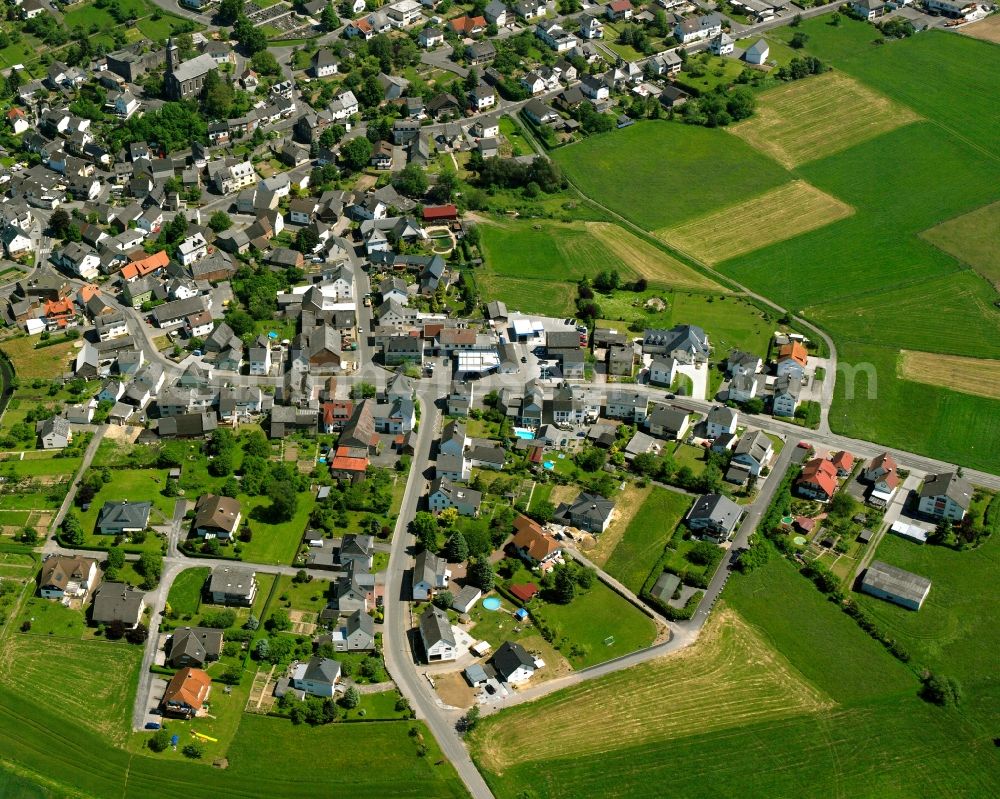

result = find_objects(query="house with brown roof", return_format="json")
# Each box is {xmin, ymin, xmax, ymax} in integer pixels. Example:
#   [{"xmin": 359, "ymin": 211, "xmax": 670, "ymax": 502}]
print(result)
[
  {"xmin": 863, "ymin": 452, "xmax": 899, "ymax": 506},
  {"xmin": 161, "ymin": 667, "xmax": 212, "ymax": 718},
  {"xmin": 830, "ymin": 450, "xmax": 854, "ymax": 477},
  {"xmin": 797, "ymin": 458, "xmax": 838, "ymax": 501},
  {"xmin": 39, "ymin": 555, "xmax": 100, "ymax": 601},
  {"xmin": 510, "ymin": 515, "xmax": 562, "ymax": 571},
  {"xmin": 776, "ymin": 341, "xmax": 808, "ymax": 380},
  {"xmin": 193, "ymin": 494, "xmax": 242, "ymax": 540}
]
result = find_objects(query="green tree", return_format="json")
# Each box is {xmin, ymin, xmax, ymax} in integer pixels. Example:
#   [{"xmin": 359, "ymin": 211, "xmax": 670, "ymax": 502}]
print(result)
[
  {"xmin": 321, "ymin": 2, "xmax": 340, "ymax": 31},
  {"xmin": 209, "ymin": 211, "xmax": 232, "ymax": 232},
  {"xmin": 432, "ymin": 591, "xmax": 454, "ymax": 610},
  {"xmin": 61, "ymin": 510, "xmax": 85, "ymax": 547},
  {"xmin": 148, "ymin": 728, "xmax": 171, "ymax": 752},
  {"xmin": 921, "ymin": 673, "xmax": 962, "ymax": 707},
  {"xmin": 410, "ymin": 511, "xmax": 440, "ymax": 552},
  {"xmin": 200, "ymin": 68, "xmax": 234, "ymax": 118},
  {"xmin": 138, "ymin": 552, "xmax": 163, "ymax": 589},
  {"xmin": 268, "ymin": 608, "xmax": 292, "ymax": 632},
  {"xmin": 107, "ymin": 547, "xmax": 125, "ymax": 572},
  {"xmin": 49, "ymin": 208, "xmax": 71, "ymax": 238},
  {"xmin": 267, "ymin": 480, "xmax": 299, "ymax": 523},
  {"xmin": 393, "ymin": 163, "xmax": 428, "ymax": 198},
  {"xmin": 250, "ymin": 49, "xmax": 281, "ymax": 76},
  {"xmin": 469, "ymin": 558, "xmax": 495, "ymax": 592},
  {"xmin": 340, "ymin": 136, "xmax": 373, "ymax": 172},
  {"xmin": 217, "ymin": 0, "xmax": 242, "ymax": 24},
  {"xmin": 443, "ymin": 531, "xmax": 469, "ymax": 563},
  {"xmin": 182, "ymin": 743, "xmax": 203, "ymax": 759},
  {"xmin": 296, "ymin": 226, "xmax": 319, "ymax": 253},
  {"xmin": 341, "ymin": 685, "xmax": 360, "ymax": 709}
]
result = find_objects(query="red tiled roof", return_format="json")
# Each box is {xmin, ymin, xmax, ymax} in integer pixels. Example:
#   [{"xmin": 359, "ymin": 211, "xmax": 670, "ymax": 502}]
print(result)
[
  {"xmin": 831, "ymin": 450, "xmax": 853, "ymax": 471},
  {"xmin": 509, "ymin": 583, "xmax": 539, "ymax": 602},
  {"xmin": 120, "ymin": 250, "xmax": 168, "ymax": 281},
  {"xmin": 798, "ymin": 458, "xmax": 838, "ymax": 498},
  {"xmin": 422, "ymin": 204, "xmax": 457, "ymax": 221},
  {"xmin": 330, "ymin": 445, "xmax": 368, "ymax": 473},
  {"xmin": 609, "ymin": 0, "xmax": 633, "ymax": 10},
  {"xmin": 778, "ymin": 341, "xmax": 808, "ymax": 367}
]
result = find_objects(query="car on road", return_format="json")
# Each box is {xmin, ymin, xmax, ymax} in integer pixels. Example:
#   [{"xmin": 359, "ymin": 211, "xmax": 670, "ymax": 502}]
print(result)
[
  {"xmin": 520, "ymin": 356, "xmax": 527, "ymax": 363},
  {"xmin": 665, "ymin": 393, "xmax": 675, "ymax": 399},
  {"xmin": 797, "ymin": 441, "xmax": 811, "ymax": 449},
  {"xmin": 144, "ymin": 722, "xmax": 161, "ymax": 730}
]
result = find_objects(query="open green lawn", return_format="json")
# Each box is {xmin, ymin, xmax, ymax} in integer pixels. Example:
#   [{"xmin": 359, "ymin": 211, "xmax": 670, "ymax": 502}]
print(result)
[
  {"xmin": 166, "ymin": 567, "xmax": 209, "ymax": 617},
  {"xmin": 529, "ymin": 578, "xmax": 656, "ymax": 668},
  {"xmin": 553, "ymin": 121, "xmax": 791, "ymax": 231},
  {"xmin": 674, "ymin": 54, "xmax": 746, "ymax": 96},
  {"xmin": 604, "ymin": 487, "xmax": 691, "ymax": 594},
  {"xmin": 15, "ymin": 596, "xmax": 88, "ymax": 639},
  {"xmin": 272, "ymin": 573, "xmax": 332, "ymax": 615},
  {"xmin": 855, "ymin": 532, "xmax": 999, "ymax": 687},
  {"xmin": 499, "ymin": 115, "xmax": 532, "ymax": 156},
  {"xmin": 238, "ymin": 491, "xmax": 314, "ymax": 566}
]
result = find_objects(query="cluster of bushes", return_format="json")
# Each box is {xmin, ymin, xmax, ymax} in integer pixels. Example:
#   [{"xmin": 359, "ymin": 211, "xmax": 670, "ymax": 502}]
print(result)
[{"xmin": 679, "ymin": 86, "xmax": 756, "ymax": 128}]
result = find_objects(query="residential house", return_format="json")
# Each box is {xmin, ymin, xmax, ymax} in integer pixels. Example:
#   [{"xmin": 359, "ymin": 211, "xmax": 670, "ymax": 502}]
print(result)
[
  {"xmin": 797, "ymin": 457, "xmax": 839, "ymax": 501},
  {"xmin": 428, "ymin": 477, "xmax": 482, "ymax": 517},
  {"xmin": 605, "ymin": 0, "xmax": 633, "ymax": 20},
  {"xmin": 493, "ymin": 640, "xmax": 536, "ymax": 684},
  {"xmin": 917, "ymin": 471, "xmax": 972, "ymax": 522},
  {"xmin": 340, "ymin": 534, "xmax": 375, "ymax": 571},
  {"xmin": 686, "ymin": 493, "xmax": 742, "ymax": 542},
  {"xmin": 291, "ymin": 657, "xmax": 341, "ymax": 697},
  {"xmin": 672, "ymin": 12, "xmax": 723, "ymax": 43},
  {"xmin": 648, "ymin": 357, "xmax": 677, "ymax": 387},
  {"xmin": 831, "ymin": 450, "xmax": 855, "ymax": 477},
  {"xmin": 161, "ymin": 667, "xmax": 211, "ymax": 718},
  {"xmin": 193, "ymin": 495, "xmax": 242, "ymax": 540},
  {"xmin": 851, "ymin": 0, "xmax": 886, "ymax": 19},
  {"xmin": 645, "ymin": 404, "xmax": 689, "ymax": 440},
  {"xmin": 511, "ymin": 515, "xmax": 562, "ymax": 570},
  {"xmin": 643, "ymin": 325, "xmax": 710, "ymax": 363},
  {"xmin": 412, "ymin": 549, "xmax": 451, "ymax": 600},
  {"xmin": 605, "ymin": 389, "xmax": 649, "ymax": 424},
  {"xmin": 730, "ymin": 429, "xmax": 772, "ymax": 476},
  {"xmin": 772, "ymin": 375, "xmax": 801, "ymax": 417},
  {"xmin": 37, "ymin": 417, "xmax": 72, "ymax": 449},
  {"xmin": 419, "ymin": 604, "xmax": 456, "ymax": 662},
  {"xmin": 208, "ymin": 566, "xmax": 257, "ymax": 606},
  {"xmin": 39, "ymin": 555, "xmax": 99, "ymax": 601},
  {"xmin": 91, "ymin": 582, "xmax": 146, "ymax": 628},
  {"xmin": 555, "ymin": 492, "xmax": 614, "ymax": 533},
  {"xmin": 327, "ymin": 609, "xmax": 376, "ymax": 651},
  {"xmin": 96, "ymin": 500, "xmax": 152, "ymax": 536},
  {"xmin": 710, "ymin": 31, "xmax": 734, "ymax": 55},
  {"xmin": 166, "ymin": 627, "xmax": 223, "ymax": 668}
]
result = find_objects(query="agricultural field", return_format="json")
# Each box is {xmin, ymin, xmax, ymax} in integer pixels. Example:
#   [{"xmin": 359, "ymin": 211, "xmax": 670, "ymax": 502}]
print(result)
[
  {"xmin": 729, "ymin": 71, "xmax": 920, "ymax": 168},
  {"xmin": 921, "ymin": 199, "xmax": 1000, "ymax": 287},
  {"xmin": 0, "ymin": 679, "xmax": 469, "ymax": 799},
  {"xmin": 0, "ymin": 635, "xmax": 141, "ymax": 747},
  {"xmin": 961, "ymin": 13, "xmax": 1000, "ymax": 43},
  {"xmin": 471, "ymin": 551, "xmax": 1000, "ymax": 799},
  {"xmin": 656, "ymin": 180, "xmax": 853, "ymax": 265},
  {"xmin": 897, "ymin": 349, "xmax": 1000, "ymax": 401},
  {"xmin": 855, "ymin": 532, "xmax": 999, "ymax": 687},
  {"xmin": 603, "ymin": 488, "xmax": 692, "ymax": 594},
  {"xmin": 553, "ymin": 121, "xmax": 791, "ymax": 230}
]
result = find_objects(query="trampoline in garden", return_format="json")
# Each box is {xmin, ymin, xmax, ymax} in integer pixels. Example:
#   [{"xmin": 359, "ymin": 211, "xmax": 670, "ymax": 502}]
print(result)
[
  {"xmin": 793, "ymin": 536, "xmax": 808, "ymax": 546},
  {"xmin": 482, "ymin": 597, "xmax": 502, "ymax": 611},
  {"xmin": 781, "ymin": 516, "xmax": 794, "ymax": 525}
]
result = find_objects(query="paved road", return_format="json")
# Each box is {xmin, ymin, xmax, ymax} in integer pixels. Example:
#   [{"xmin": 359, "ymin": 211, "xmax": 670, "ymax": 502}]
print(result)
[{"xmin": 380, "ymin": 389, "xmax": 496, "ymax": 799}]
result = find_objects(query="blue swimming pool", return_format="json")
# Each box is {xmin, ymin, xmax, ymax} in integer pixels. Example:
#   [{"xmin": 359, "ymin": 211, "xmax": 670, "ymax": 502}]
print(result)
[
  {"xmin": 512, "ymin": 427, "xmax": 535, "ymax": 440},
  {"xmin": 543, "ymin": 461, "xmax": 555, "ymax": 470},
  {"xmin": 482, "ymin": 597, "xmax": 502, "ymax": 611}
]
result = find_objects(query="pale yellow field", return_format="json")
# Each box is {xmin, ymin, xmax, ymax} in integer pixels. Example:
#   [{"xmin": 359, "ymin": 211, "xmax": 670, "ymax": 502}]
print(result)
[
  {"xmin": 961, "ymin": 14, "xmax": 1000, "ymax": 43},
  {"xmin": 729, "ymin": 71, "xmax": 921, "ymax": 168},
  {"xmin": 584, "ymin": 222, "xmax": 727, "ymax": 292},
  {"xmin": 655, "ymin": 181, "xmax": 853, "ymax": 265},
  {"xmin": 898, "ymin": 350, "xmax": 1000, "ymax": 401},
  {"xmin": 473, "ymin": 607, "xmax": 832, "ymax": 773}
]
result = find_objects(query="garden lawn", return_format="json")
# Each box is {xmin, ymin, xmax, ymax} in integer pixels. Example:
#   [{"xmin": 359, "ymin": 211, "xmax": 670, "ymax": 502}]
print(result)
[
  {"xmin": 239, "ymin": 491, "xmax": 314, "ymax": 566},
  {"xmin": 165, "ymin": 567, "xmax": 209, "ymax": 617},
  {"xmin": 674, "ymin": 54, "xmax": 746, "ymax": 96},
  {"xmin": 15, "ymin": 596, "xmax": 87, "ymax": 639},
  {"xmin": 0, "ymin": 337, "xmax": 78, "ymax": 380},
  {"xmin": 553, "ymin": 120, "xmax": 791, "ymax": 231},
  {"xmin": 603, "ymin": 487, "xmax": 691, "ymax": 594},
  {"xmin": 529, "ymin": 579, "xmax": 656, "ymax": 668}
]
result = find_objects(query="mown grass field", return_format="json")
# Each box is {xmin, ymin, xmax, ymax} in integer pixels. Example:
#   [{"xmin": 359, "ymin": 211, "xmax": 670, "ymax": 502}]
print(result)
[
  {"xmin": 473, "ymin": 552, "xmax": 1000, "ymax": 799},
  {"xmin": 898, "ymin": 349, "xmax": 1000, "ymax": 401},
  {"xmin": 166, "ymin": 567, "xmax": 208, "ymax": 617},
  {"xmin": 855, "ymin": 532, "xmax": 999, "ymax": 687},
  {"xmin": 529, "ymin": 578, "xmax": 657, "ymax": 668},
  {"xmin": 921, "ymin": 199, "xmax": 1000, "ymax": 287},
  {"xmin": 603, "ymin": 487, "xmax": 692, "ymax": 594},
  {"xmin": 657, "ymin": 180, "xmax": 853, "ymax": 265},
  {"xmin": 553, "ymin": 121, "xmax": 791, "ymax": 230},
  {"xmin": 0, "ymin": 336, "xmax": 77, "ymax": 380},
  {"xmin": 729, "ymin": 71, "xmax": 920, "ymax": 168}
]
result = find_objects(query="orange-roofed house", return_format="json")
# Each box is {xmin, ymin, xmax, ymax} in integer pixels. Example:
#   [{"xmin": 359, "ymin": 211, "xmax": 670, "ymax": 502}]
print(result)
[
  {"xmin": 330, "ymin": 445, "xmax": 369, "ymax": 484},
  {"xmin": 43, "ymin": 297, "xmax": 76, "ymax": 329},
  {"xmin": 422, "ymin": 204, "xmax": 458, "ymax": 223},
  {"xmin": 7, "ymin": 107, "xmax": 28, "ymax": 135},
  {"xmin": 797, "ymin": 458, "xmax": 839, "ymax": 502},
  {"xmin": 511, "ymin": 515, "xmax": 563, "ymax": 571},
  {"xmin": 776, "ymin": 341, "xmax": 809, "ymax": 379},
  {"xmin": 160, "ymin": 667, "xmax": 211, "ymax": 718},
  {"xmin": 77, "ymin": 284, "xmax": 101, "ymax": 305},
  {"xmin": 450, "ymin": 15, "xmax": 486, "ymax": 35},
  {"xmin": 120, "ymin": 250, "xmax": 169, "ymax": 282},
  {"xmin": 830, "ymin": 450, "xmax": 854, "ymax": 477}
]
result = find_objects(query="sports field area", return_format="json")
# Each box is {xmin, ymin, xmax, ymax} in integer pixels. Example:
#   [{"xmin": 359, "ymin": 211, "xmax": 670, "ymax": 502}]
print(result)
[
  {"xmin": 729, "ymin": 71, "xmax": 920, "ymax": 168},
  {"xmin": 898, "ymin": 349, "xmax": 1000, "ymax": 401},
  {"xmin": 657, "ymin": 180, "xmax": 853, "ymax": 265},
  {"xmin": 921, "ymin": 199, "xmax": 1000, "ymax": 287},
  {"xmin": 471, "ymin": 554, "xmax": 1000, "ymax": 799}
]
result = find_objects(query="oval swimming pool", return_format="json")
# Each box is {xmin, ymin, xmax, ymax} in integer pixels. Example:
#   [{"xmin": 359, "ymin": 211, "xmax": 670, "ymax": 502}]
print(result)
[{"xmin": 482, "ymin": 597, "xmax": 502, "ymax": 611}]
